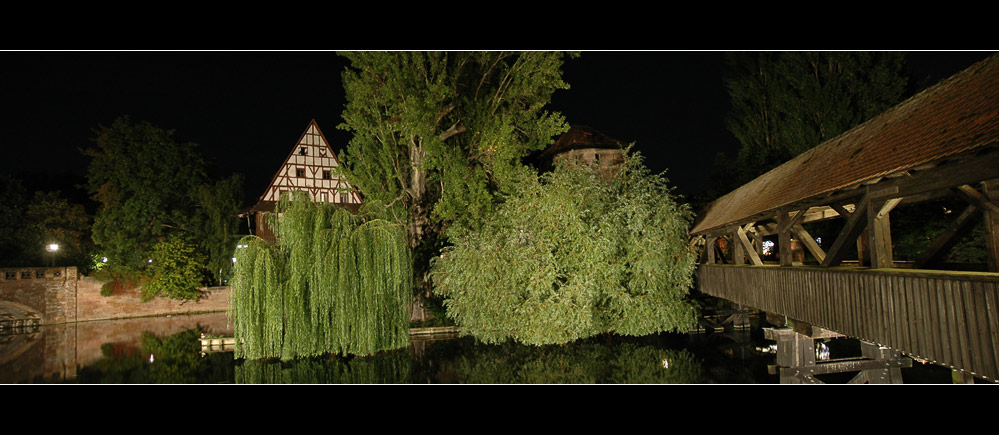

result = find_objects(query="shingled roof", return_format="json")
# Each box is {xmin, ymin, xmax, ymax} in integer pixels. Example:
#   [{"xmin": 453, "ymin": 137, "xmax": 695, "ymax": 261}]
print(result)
[{"xmin": 691, "ymin": 53, "xmax": 999, "ymax": 235}]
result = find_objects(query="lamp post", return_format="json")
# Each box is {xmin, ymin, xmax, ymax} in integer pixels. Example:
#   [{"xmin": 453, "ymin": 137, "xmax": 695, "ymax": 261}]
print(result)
[{"xmin": 46, "ymin": 243, "xmax": 59, "ymax": 267}]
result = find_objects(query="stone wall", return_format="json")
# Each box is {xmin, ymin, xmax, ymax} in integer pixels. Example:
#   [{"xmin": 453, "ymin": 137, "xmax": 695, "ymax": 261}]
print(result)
[{"xmin": 0, "ymin": 266, "xmax": 229, "ymax": 325}]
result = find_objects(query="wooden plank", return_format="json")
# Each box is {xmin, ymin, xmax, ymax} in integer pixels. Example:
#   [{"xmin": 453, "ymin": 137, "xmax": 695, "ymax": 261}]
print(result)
[{"xmin": 867, "ymin": 191, "xmax": 895, "ymax": 269}]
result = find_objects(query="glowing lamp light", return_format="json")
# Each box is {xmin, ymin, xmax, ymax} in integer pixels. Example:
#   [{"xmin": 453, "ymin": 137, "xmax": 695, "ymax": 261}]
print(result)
[{"xmin": 46, "ymin": 243, "xmax": 59, "ymax": 252}]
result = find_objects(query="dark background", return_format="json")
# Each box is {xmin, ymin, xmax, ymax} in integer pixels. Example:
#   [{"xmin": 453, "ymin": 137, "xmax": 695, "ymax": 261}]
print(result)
[{"xmin": 1, "ymin": 50, "xmax": 992, "ymax": 209}]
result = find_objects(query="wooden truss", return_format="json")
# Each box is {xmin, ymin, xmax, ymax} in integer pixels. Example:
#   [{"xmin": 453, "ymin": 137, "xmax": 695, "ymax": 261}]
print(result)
[{"xmin": 697, "ymin": 146, "xmax": 999, "ymax": 273}]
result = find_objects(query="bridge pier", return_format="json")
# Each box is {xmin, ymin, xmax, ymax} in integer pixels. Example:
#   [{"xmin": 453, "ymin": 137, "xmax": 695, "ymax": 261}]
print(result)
[{"xmin": 765, "ymin": 327, "xmax": 911, "ymax": 384}]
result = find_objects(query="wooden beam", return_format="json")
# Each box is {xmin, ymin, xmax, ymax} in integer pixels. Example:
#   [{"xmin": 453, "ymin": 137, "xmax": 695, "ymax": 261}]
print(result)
[
  {"xmin": 780, "ymin": 209, "xmax": 807, "ymax": 234},
  {"xmin": 777, "ymin": 209, "xmax": 794, "ymax": 267},
  {"xmin": 732, "ymin": 227, "xmax": 746, "ymax": 265},
  {"xmin": 954, "ymin": 184, "xmax": 999, "ymax": 215},
  {"xmin": 791, "ymin": 224, "xmax": 826, "ymax": 264},
  {"xmin": 913, "ymin": 204, "xmax": 981, "ymax": 269},
  {"xmin": 876, "ymin": 197, "xmax": 903, "ymax": 220},
  {"xmin": 982, "ymin": 180, "xmax": 999, "ymax": 272},
  {"xmin": 706, "ymin": 236, "xmax": 717, "ymax": 264},
  {"xmin": 822, "ymin": 194, "xmax": 870, "ymax": 267},
  {"xmin": 867, "ymin": 195, "xmax": 895, "ymax": 269},
  {"xmin": 871, "ymin": 148, "xmax": 999, "ymax": 200},
  {"xmin": 736, "ymin": 226, "xmax": 764, "ymax": 266}
]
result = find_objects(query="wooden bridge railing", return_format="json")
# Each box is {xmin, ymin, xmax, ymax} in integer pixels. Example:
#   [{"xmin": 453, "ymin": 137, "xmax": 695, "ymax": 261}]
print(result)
[{"xmin": 697, "ymin": 263, "xmax": 999, "ymax": 382}]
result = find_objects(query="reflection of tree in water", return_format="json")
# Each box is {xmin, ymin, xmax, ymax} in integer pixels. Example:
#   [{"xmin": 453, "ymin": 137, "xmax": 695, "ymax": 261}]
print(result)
[
  {"xmin": 451, "ymin": 339, "xmax": 704, "ymax": 384},
  {"xmin": 235, "ymin": 349, "xmax": 411, "ymax": 384},
  {"xmin": 231, "ymin": 334, "xmax": 705, "ymax": 384},
  {"xmin": 73, "ymin": 328, "xmax": 233, "ymax": 384}
]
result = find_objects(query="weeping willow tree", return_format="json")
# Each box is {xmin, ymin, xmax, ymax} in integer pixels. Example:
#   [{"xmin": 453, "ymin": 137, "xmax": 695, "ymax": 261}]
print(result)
[{"xmin": 228, "ymin": 192, "xmax": 412, "ymax": 360}]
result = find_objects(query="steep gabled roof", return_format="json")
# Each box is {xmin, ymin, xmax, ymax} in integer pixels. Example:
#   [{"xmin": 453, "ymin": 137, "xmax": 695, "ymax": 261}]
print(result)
[
  {"xmin": 244, "ymin": 119, "xmax": 362, "ymax": 215},
  {"xmin": 691, "ymin": 53, "xmax": 999, "ymax": 235}
]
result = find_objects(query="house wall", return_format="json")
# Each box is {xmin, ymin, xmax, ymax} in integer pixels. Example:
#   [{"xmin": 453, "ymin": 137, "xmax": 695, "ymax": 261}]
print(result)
[{"xmin": 554, "ymin": 147, "xmax": 625, "ymax": 179}]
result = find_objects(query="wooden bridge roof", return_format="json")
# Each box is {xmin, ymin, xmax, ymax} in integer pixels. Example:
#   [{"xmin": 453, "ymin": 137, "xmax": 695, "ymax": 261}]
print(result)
[{"xmin": 691, "ymin": 53, "xmax": 999, "ymax": 236}]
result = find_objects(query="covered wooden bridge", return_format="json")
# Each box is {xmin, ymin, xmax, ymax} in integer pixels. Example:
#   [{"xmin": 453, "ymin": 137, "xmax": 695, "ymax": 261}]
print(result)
[{"xmin": 690, "ymin": 54, "xmax": 999, "ymax": 382}]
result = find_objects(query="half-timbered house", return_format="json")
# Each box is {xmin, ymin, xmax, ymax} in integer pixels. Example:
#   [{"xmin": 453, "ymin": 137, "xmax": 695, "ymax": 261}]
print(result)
[{"xmin": 242, "ymin": 119, "xmax": 362, "ymax": 241}]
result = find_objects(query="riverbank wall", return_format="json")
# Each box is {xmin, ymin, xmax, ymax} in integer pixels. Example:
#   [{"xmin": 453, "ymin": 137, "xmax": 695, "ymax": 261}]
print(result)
[{"xmin": 0, "ymin": 266, "xmax": 229, "ymax": 325}]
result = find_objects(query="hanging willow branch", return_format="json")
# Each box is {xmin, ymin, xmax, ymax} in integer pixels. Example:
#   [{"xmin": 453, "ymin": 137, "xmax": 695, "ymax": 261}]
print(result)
[{"xmin": 229, "ymin": 192, "xmax": 412, "ymax": 360}]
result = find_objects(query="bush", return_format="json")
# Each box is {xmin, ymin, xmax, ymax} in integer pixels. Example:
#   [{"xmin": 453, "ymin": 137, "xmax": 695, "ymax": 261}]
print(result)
[
  {"xmin": 432, "ymin": 152, "xmax": 699, "ymax": 346},
  {"xmin": 140, "ymin": 234, "xmax": 209, "ymax": 302}
]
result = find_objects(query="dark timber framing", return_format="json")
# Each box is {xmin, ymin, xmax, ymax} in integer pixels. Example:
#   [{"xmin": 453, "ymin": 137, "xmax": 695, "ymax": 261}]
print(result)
[{"xmin": 690, "ymin": 54, "xmax": 999, "ymax": 382}]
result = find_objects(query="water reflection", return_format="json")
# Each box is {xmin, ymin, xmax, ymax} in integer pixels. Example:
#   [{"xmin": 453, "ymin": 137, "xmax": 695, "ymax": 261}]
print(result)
[
  {"xmin": 2, "ymin": 311, "xmax": 962, "ymax": 383},
  {"xmin": 0, "ymin": 312, "xmax": 232, "ymax": 384}
]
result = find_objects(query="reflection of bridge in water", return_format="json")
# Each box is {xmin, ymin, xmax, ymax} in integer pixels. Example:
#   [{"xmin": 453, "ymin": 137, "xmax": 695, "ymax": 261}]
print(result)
[{"xmin": 690, "ymin": 54, "xmax": 999, "ymax": 383}]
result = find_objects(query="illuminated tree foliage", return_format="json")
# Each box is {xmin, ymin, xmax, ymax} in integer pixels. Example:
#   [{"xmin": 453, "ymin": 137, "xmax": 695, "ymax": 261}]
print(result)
[
  {"xmin": 228, "ymin": 192, "xmax": 412, "ymax": 360},
  {"xmin": 141, "ymin": 234, "xmax": 208, "ymax": 302},
  {"xmin": 432, "ymin": 152, "xmax": 699, "ymax": 346},
  {"xmin": 337, "ymin": 51, "xmax": 574, "ymax": 291}
]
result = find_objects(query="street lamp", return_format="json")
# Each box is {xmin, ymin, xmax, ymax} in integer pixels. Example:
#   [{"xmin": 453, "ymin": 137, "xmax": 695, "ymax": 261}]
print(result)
[{"xmin": 46, "ymin": 243, "xmax": 59, "ymax": 267}]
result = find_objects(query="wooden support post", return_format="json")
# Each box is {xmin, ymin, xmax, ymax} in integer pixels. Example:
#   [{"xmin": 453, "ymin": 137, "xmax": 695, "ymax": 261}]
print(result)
[
  {"xmin": 867, "ymin": 193, "xmax": 898, "ymax": 269},
  {"xmin": 777, "ymin": 209, "xmax": 793, "ymax": 267},
  {"xmin": 857, "ymin": 228, "xmax": 870, "ymax": 266},
  {"xmin": 732, "ymin": 228, "xmax": 746, "ymax": 265},
  {"xmin": 822, "ymin": 195, "xmax": 870, "ymax": 267},
  {"xmin": 705, "ymin": 236, "xmax": 717, "ymax": 264},
  {"xmin": 859, "ymin": 341, "xmax": 904, "ymax": 384},
  {"xmin": 983, "ymin": 180, "xmax": 999, "ymax": 273},
  {"xmin": 953, "ymin": 370, "xmax": 977, "ymax": 384}
]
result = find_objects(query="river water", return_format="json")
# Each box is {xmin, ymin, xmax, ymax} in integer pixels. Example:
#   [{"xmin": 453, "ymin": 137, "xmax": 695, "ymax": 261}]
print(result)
[{"xmin": 0, "ymin": 311, "xmax": 960, "ymax": 384}]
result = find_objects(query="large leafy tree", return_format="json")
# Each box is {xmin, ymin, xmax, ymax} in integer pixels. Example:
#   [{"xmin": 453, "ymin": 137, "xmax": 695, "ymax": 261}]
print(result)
[
  {"xmin": 720, "ymin": 51, "xmax": 908, "ymax": 187},
  {"xmin": 432, "ymin": 152, "xmax": 699, "ymax": 346},
  {"xmin": 0, "ymin": 176, "xmax": 92, "ymax": 268},
  {"xmin": 82, "ymin": 116, "xmax": 243, "ymax": 294},
  {"xmin": 84, "ymin": 116, "xmax": 209, "ymax": 267},
  {"xmin": 337, "ymin": 51, "xmax": 575, "ymax": 289}
]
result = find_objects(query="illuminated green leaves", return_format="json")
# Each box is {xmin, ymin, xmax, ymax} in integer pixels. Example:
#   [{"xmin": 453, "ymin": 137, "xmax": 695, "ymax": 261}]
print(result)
[
  {"xmin": 433, "ymin": 151, "xmax": 699, "ymax": 346},
  {"xmin": 229, "ymin": 193, "xmax": 412, "ymax": 360}
]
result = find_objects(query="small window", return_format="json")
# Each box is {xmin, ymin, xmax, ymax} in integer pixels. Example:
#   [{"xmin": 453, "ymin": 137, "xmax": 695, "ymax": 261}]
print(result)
[
  {"xmin": 341, "ymin": 192, "xmax": 349, "ymax": 203},
  {"xmin": 21, "ymin": 271, "xmax": 31, "ymax": 279},
  {"xmin": 296, "ymin": 168, "xmax": 305, "ymax": 177},
  {"xmin": 594, "ymin": 153, "xmax": 600, "ymax": 163},
  {"xmin": 322, "ymin": 170, "xmax": 331, "ymax": 179},
  {"xmin": 36, "ymin": 270, "xmax": 45, "ymax": 278},
  {"xmin": 321, "ymin": 192, "xmax": 328, "ymax": 202},
  {"xmin": 299, "ymin": 147, "xmax": 307, "ymax": 156}
]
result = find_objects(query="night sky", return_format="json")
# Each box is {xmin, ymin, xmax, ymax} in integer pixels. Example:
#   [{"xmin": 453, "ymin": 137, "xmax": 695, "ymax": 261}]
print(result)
[{"xmin": 1, "ymin": 50, "xmax": 993, "ymax": 209}]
